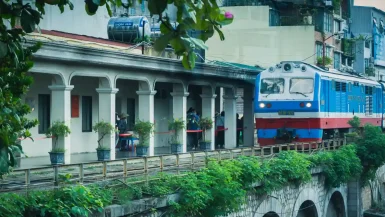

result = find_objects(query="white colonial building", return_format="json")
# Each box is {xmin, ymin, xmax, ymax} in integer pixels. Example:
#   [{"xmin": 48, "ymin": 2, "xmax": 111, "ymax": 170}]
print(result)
[{"xmin": 21, "ymin": 31, "xmax": 259, "ymax": 163}]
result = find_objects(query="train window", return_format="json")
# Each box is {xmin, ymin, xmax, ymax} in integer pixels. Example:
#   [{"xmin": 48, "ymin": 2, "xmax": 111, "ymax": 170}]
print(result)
[
  {"xmin": 348, "ymin": 83, "xmax": 352, "ymax": 92},
  {"xmin": 260, "ymin": 78, "xmax": 284, "ymax": 94},
  {"xmin": 341, "ymin": 83, "xmax": 347, "ymax": 92},
  {"xmin": 335, "ymin": 82, "xmax": 341, "ymax": 91},
  {"xmin": 289, "ymin": 78, "xmax": 314, "ymax": 94},
  {"xmin": 361, "ymin": 85, "xmax": 364, "ymax": 93},
  {"xmin": 331, "ymin": 80, "xmax": 335, "ymax": 90},
  {"xmin": 365, "ymin": 86, "xmax": 374, "ymax": 95}
]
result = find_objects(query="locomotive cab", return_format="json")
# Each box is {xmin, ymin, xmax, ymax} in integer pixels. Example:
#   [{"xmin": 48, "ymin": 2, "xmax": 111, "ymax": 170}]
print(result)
[{"xmin": 255, "ymin": 62, "xmax": 320, "ymax": 145}]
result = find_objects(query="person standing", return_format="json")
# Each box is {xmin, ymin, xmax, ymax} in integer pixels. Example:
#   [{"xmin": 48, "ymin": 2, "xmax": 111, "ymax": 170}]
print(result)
[
  {"xmin": 216, "ymin": 111, "xmax": 225, "ymax": 149},
  {"xmin": 236, "ymin": 113, "xmax": 243, "ymax": 147},
  {"xmin": 187, "ymin": 108, "xmax": 200, "ymax": 150},
  {"xmin": 118, "ymin": 113, "xmax": 128, "ymax": 150}
]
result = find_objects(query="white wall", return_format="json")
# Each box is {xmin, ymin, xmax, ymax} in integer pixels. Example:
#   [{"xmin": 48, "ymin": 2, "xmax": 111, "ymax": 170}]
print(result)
[
  {"xmin": 69, "ymin": 77, "xmax": 99, "ymax": 153},
  {"xmin": 22, "ymin": 74, "xmax": 52, "ymax": 157},
  {"xmin": 206, "ymin": 6, "xmax": 315, "ymax": 68},
  {"xmin": 39, "ymin": 0, "xmax": 111, "ymax": 38}
]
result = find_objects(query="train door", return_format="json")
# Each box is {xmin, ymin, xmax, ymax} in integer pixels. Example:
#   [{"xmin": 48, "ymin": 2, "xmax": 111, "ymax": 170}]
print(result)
[{"xmin": 322, "ymin": 79, "xmax": 329, "ymax": 117}]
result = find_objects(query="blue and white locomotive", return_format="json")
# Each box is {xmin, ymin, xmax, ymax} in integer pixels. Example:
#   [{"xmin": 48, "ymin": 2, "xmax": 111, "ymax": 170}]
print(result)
[{"xmin": 254, "ymin": 61, "xmax": 383, "ymax": 146}]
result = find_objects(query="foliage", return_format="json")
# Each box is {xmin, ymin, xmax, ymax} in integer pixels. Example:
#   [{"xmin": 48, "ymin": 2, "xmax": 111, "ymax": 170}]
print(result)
[
  {"xmin": 258, "ymin": 151, "xmax": 312, "ymax": 194},
  {"xmin": 133, "ymin": 120, "xmax": 154, "ymax": 147},
  {"xmin": 199, "ymin": 117, "xmax": 213, "ymax": 142},
  {"xmin": 93, "ymin": 121, "xmax": 116, "ymax": 150},
  {"xmin": 0, "ymin": 184, "xmax": 112, "ymax": 217},
  {"xmin": 366, "ymin": 67, "xmax": 376, "ymax": 77},
  {"xmin": 355, "ymin": 125, "xmax": 385, "ymax": 185},
  {"xmin": 168, "ymin": 118, "xmax": 185, "ymax": 144},
  {"xmin": 348, "ymin": 116, "xmax": 361, "ymax": 129},
  {"xmin": 45, "ymin": 121, "xmax": 71, "ymax": 153},
  {"xmin": 0, "ymin": 0, "xmax": 233, "ymax": 178},
  {"xmin": 309, "ymin": 145, "xmax": 362, "ymax": 188},
  {"xmin": 133, "ymin": 35, "xmax": 152, "ymax": 44},
  {"xmin": 317, "ymin": 56, "xmax": 332, "ymax": 66}
]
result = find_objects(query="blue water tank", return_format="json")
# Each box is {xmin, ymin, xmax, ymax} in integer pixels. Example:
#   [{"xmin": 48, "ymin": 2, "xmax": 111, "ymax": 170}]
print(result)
[{"xmin": 107, "ymin": 16, "xmax": 151, "ymax": 42}]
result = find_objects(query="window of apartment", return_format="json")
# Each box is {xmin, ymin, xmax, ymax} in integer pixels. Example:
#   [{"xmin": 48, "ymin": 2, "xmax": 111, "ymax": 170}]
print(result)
[
  {"xmin": 334, "ymin": 52, "xmax": 341, "ymax": 69},
  {"xmin": 326, "ymin": 46, "xmax": 332, "ymax": 57},
  {"xmin": 82, "ymin": 96, "xmax": 92, "ymax": 132},
  {"xmin": 365, "ymin": 40, "xmax": 370, "ymax": 48},
  {"xmin": 38, "ymin": 94, "xmax": 50, "ymax": 134},
  {"xmin": 324, "ymin": 13, "xmax": 333, "ymax": 32},
  {"xmin": 333, "ymin": 20, "xmax": 341, "ymax": 33},
  {"xmin": 365, "ymin": 58, "xmax": 369, "ymax": 68}
]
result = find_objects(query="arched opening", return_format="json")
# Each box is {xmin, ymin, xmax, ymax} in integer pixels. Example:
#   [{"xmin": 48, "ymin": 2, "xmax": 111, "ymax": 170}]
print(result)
[
  {"xmin": 263, "ymin": 211, "xmax": 279, "ymax": 217},
  {"xmin": 296, "ymin": 200, "xmax": 318, "ymax": 217},
  {"xmin": 326, "ymin": 191, "xmax": 346, "ymax": 217}
]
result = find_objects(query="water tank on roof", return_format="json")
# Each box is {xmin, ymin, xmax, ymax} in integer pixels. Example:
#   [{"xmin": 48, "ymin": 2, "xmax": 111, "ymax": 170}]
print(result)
[{"xmin": 107, "ymin": 16, "xmax": 151, "ymax": 43}]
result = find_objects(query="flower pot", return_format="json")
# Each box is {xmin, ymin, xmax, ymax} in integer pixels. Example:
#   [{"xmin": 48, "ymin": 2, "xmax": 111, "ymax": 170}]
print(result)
[
  {"xmin": 199, "ymin": 141, "xmax": 211, "ymax": 151},
  {"xmin": 171, "ymin": 143, "xmax": 182, "ymax": 153},
  {"xmin": 136, "ymin": 146, "xmax": 148, "ymax": 157},
  {"xmin": 49, "ymin": 152, "xmax": 65, "ymax": 165},
  {"xmin": 97, "ymin": 149, "xmax": 111, "ymax": 161}
]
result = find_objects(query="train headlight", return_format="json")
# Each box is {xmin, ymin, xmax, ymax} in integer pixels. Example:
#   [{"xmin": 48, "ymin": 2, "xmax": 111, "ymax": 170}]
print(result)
[
  {"xmin": 306, "ymin": 102, "xmax": 312, "ymax": 108},
  {"xmin": 259, "ymin": 103, "xmax": 266, "ymax": 108}
]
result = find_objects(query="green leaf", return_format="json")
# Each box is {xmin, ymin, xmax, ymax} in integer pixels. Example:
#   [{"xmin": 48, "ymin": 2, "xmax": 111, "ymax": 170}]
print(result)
[
  {"xmin": 0, "ymin": 42, "xmax": 7, "ymax": 59},
  {"xmin": 148, "ymin": 0, "xmax": 168, "ymax": 16},
  {"xmin": 92, "ymin": 0, "xmax": 101, "ymax": 5},
  {"xmin": 213, "ymin": 25, "xmax": 225, "ymax": 41},
  {"xmin": 182, "ymin": 54, "xmax": 191, "ymax": 70},
  {"xmin": 106, "ymin": 3, "xmax": 112, "ymax": 17},
  {"xmin": 153, "ymin": 33, "xmax": 173, "ymax": 51},
  {"xmin": 188, "ymin": 52, "xmax": 196, "ymax": 69},
  {"xmin": 21, "ymin": 9, "xmax": 36, "ymax": 33},
  {"xmin": 85, "ymin": 0, "xmax": 99, "ymax": 15},
  {"xmin": 189, "ymin": 37, "xmax": 208, "ymax": 50}
]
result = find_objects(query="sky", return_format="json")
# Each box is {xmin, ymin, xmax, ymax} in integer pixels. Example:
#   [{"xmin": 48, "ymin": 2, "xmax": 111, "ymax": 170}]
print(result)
[{"xmin": 355, "ymin": 0, "xmax": 385, "ymax": 11}]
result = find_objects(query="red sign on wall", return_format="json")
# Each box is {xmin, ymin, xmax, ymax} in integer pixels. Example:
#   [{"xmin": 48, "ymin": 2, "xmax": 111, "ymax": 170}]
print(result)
[{"xmin": 71, "ymin": 95, "xmax": 79, "ymax": 118}]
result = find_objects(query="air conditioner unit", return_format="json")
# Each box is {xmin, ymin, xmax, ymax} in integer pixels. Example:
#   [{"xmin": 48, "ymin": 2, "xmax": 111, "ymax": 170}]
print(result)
[
  {"xmin": 324, "ymin": 0, "xmax": 332, "ymax": 7},
  {"xmin": 369, "ymin": 57, "xmax": 375, "ymax": 63}
]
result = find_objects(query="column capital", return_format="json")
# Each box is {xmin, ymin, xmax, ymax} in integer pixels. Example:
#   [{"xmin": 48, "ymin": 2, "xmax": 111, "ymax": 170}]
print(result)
[
  {"xmin": 170, "ymin": 92, "xmax": 189, "ymax": 97},
  {"xmin": 48, "ymin": 85, "xmax": 74, "ymax": 91},
  {"xmin": 200, "ymin": 94, "xmax": 217, "ymax": 99},
  {"xmin": 136, "ymin": 90, "xmax": 157, "ymax": 95},
  {"xmin": 96, "ymin": 88, "xmax": 119, "ymax": 94}
]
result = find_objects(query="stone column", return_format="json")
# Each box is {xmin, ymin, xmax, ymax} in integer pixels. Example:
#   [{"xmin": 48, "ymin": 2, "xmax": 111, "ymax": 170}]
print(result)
[
  {"xmin": 96, "ymin": 88, "xmax": 119, "ymax": 160},
  {"xmin": 171, "ymin": 89, "xmax": 189, "ymax": 153},
  {"xmin": 224, "ymin": 88, "xmax": 237, "ymax": 149},
  {"xmin": 200, "ymin": 87, "xmax": 216, "ymax": 150},
  {"xmin": 136, "ymin": 90, "xmax": 157, "ymax": 156},
  {"xmin": 243, "ymin": 86, "xmax": 255, "ymax": 147},
  {"xmin": 48, "ymin": 85, "xmax": 74, "ymax": 164}
]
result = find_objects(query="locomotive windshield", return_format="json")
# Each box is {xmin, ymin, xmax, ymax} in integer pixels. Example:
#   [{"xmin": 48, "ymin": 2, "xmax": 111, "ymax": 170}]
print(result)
[
  {"xmin": 289, "ymin": 78, "xmax": 314, "ymax": 94},
  {"xmin": 260, "ymin": 78, "xmax": 284, "ymax": 94}
]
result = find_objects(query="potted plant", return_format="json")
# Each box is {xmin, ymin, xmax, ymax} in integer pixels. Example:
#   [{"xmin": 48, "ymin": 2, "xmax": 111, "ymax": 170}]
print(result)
[
  {"xmin": 46, "ymin": 121, "xmax": 71, "ymax": 165},
  {"xmin": 93, "ymin": 121, "xmax": 116, "ymax": 161},
  {"xmin": 168, "ymin": 118, "xmax": 185, "ymax": 153},
  {"xmin": 199, "ymin": 117, "xmax": 214, "ymax": 150},
  {"xmin": 133, "ymin": 120, "xmax": 154, "ymax": 157}
]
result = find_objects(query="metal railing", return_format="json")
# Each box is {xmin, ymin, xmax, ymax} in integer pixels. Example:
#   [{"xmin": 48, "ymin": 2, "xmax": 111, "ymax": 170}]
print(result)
[{"xmin": 0, "ymin": 139, "xmax": 345, "ymax": 193}]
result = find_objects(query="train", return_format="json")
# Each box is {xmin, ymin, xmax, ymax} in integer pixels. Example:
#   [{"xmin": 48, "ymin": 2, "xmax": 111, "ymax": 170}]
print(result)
[{"xmin": 254, "ymin": 61, "xmax": 384, "ymax": 146}]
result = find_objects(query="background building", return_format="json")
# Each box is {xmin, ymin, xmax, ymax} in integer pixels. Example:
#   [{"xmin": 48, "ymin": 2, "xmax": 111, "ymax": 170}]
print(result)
[
  {"xmin": 206, "ymin": 0, "xmax": 354, "ymax": 70},
  {"xmin": 351, "ymin": 6, "xmax": 385, "ymax": 80}
]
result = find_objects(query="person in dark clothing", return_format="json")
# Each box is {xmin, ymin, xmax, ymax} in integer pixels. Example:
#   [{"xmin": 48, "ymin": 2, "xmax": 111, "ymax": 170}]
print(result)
[
  {"xmin": 217, "ymin": 111, "xmax": 225, "ymax": 149},
  {"xmin": 236, "ymin": 114, "xmax": 243, "ymax": 147},
  {"xmin": 118, "ymin": 113, "xmax": 128, "ymax": 150},
  {"xmin": 187, "ymin": 108, "xmax": 200, "ymax": 150}
]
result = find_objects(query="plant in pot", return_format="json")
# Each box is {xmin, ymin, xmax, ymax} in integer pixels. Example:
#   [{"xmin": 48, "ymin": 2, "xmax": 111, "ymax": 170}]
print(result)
[
  {"xmin": 133, "ymin": 120, "xmax": 154, "ymax": 157},
  {"xmin": 93, "ymin": 121, "xmax": 116, "ymax": 161},
  {"xmin": 46, "ymin": 121, "xmax": 71, "ymax": 165},
  {"xmin": 199, "ymin": 117, "xmax": 214, "ymax": 151},
  {"xmin": 168, "ymin": 118, "xmax": 185, "ymax": 153}
]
